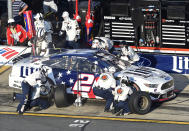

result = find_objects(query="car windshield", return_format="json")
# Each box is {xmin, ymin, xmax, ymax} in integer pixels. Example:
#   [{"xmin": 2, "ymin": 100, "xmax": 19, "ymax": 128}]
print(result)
[{"xmin": 96, "ymin": 51, "xmax": 130, "ymax": 71}]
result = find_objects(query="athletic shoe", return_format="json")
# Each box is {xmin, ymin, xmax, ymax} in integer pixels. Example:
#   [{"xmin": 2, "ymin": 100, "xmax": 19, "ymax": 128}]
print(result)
[
  {"xmin": 12, "ymin": 92, "xmax": 16, "ymax": 102},
  {"xmin": 115, "ymin": 109, "xmax": 124, "ymax": 116},
  {"xmin": 123, "ymin": 112, "xmax": 131, "ymax": 116},
  {"xmin": 104, "ymin": 108, "xmax": 111, "ymax": 112}
]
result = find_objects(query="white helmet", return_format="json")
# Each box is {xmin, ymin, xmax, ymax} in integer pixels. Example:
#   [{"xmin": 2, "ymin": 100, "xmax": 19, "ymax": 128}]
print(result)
[
  {"xmin": 108, "ymin": 66, "xmax": 116, "ymax": 73},
  {"xmin": 120, "ymin": 76, "xmax": 128, "ymax": 85},
  {"xmin": 92, "ymin": 38, "xmax": 100, "ymax": 49},
  {"xmin": 92, "ymin": 37, "xmax": 113, "ymax": 51},
  {"xmin": 8, "ymin": 18, "xmax": 15, "ymax": 24},
  {"xmin": 34, "ymin": 13, "xmax": 43, "ymax": 21},
  {"xmin": 62, "ymin": 11, "xmax": 70, "ymax": 21},
  {"xmin": 121, "ymin": 46, "xmax": 129, "ymax": 56}
]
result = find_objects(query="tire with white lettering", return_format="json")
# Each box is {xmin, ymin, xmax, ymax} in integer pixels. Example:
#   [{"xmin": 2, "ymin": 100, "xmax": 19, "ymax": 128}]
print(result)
[
  {"xmin": 129, "ymin": 91, "xmax": 151, "ymax": 115},
  {"xmin": 54, "ymin": 84, "xmax": 68, "ymax": 107}
]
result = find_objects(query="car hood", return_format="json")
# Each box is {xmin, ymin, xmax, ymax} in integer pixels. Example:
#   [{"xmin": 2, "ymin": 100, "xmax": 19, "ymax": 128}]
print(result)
[{"xmin": 114, "ymin": 65, "xmax": 172, "ymax": 82}]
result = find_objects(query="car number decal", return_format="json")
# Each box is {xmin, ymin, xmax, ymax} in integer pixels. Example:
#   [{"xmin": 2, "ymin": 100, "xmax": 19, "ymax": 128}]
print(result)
[{"xmin": 72, "ymin": 73, "xmax": 95, "ymax": 93}]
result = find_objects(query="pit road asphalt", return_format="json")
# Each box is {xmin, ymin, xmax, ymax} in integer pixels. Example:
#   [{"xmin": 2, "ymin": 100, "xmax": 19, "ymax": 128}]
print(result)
[
  {"xmin": 1, "ymin": 114, "xmax": 189, "ymax": 131},
  {"xmin": 1, "ymin": 66, "xmax": 189, "ymax": 124}
]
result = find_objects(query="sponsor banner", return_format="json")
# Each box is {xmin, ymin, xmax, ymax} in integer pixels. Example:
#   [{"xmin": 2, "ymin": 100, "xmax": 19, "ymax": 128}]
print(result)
[
  {"xmin": 23, "ymin": 10, "xmax": 36, "ymax": 39},
  {"xmin": 137, "ymin": 53, "xmax": 189, "ymax": 74},
  {"xmin": 0, "ymin": 46, "xmax": 31, "ymax": 66}
]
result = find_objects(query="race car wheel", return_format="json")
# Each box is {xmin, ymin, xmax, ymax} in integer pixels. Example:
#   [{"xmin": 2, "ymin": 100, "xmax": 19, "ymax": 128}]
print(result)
[
  {"xmin": 40, "ymin": 77, "xmax": 54, "ymax": 100},
  {"xmin": 54, "ymin": 84, "xmax": 68, "ymax": 108},
  {"xmin": 47, "ymin": 78, "xmax": 55, "ymax": 100},
  {"xmin": 131, "ymin": 83, "xmax": 140, "ymax": 92},
  {"xmin": 129, "ymin": 91, "xmax": 151, "ymax": 115}
]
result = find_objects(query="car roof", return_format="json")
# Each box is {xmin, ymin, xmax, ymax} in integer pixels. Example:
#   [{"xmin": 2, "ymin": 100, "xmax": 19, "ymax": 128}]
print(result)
[
  {"xmin": 50, "ymin": 49, "xmax": 99, "ymax": 58},
  {"xmin": 14, "ymin": 49, "xmax": 111, "ymax": 66}
]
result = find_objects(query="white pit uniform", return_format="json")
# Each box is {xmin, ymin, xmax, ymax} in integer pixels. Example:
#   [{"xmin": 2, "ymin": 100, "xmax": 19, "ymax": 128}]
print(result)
[
  {"xmin": 94, "ymin": 73, "xmax": 116, "ymax": 89},
  {"xmin": 24, "ymin": 71, "xmax": 45, "ymax": 100},
  {"xmin": 34, "ymin": 19, "xmax": 53, "ymax": 56},
  {"xmin": 60, "ymin": 18, "xmax": 80, "ymax": 42},
  {"xmin": 92, "ymin": 37, "xmax": 113, "ymax": 51},
  {"xmin": 34, "ymin": 19, "xmax": 53, "ymax": 43},
  {"xmin": 120, "ymin": 46, "xmax": 140, "ymax": 64},
  {"xmin": 114, "ymin": 84, "xmax": 133, "ymax": 102}
]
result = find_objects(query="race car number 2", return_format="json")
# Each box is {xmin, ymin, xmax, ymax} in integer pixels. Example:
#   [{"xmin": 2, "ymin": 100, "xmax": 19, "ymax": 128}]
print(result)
[{"xmin": 72, "ymin": 73, "xmax": 95, "ymax": 92}]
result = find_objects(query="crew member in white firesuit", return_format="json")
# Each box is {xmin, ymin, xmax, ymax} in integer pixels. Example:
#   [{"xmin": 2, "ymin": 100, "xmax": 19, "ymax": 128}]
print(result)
[
  {"xmin": 113, "ymin": 76, "xmax": 133, "ymax": 116},
  {"xmin": 59, "ymin": 11, "xmax": 80, "ymax": 49},
  {"xmin": 91, "ymin": 37, "xmax": 139, "ymax": 64},
  {"xmin": 93, "ymin": 67, "xmax": 116, "ymax": 112},
  {"xmin": 13, "ymin": 66, "xmax": 50, "ymax": 114},
  {"xmin": 91, "ymin": 37, "xmax": 114, "ymax": 52},
  {"xmin": 30, "ymin": 13, "xmax": 53, "ymax": 56},
  {"xmin": 119, "ymin": 45, "xmax": 140, "ymax": 64},
  {"xmin": 43, "ymin": 0, "xmax": 58, "ymax": 14}
]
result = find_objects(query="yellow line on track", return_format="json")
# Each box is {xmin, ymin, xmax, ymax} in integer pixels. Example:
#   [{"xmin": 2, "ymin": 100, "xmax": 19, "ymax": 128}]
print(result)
[
  {"xmin": 0, "ymin": 66, "xmax": 11, "ymax": 74},
  {"xmin": 0, "ymin": 111, "xmax": 189, "ymax": 125}
]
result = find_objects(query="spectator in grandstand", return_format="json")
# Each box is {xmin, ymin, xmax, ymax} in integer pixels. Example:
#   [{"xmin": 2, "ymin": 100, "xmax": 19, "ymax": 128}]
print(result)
[
  {"xmin": 43, "ymin": 0, "xmax": 58, "ymax": 14},
  {"xmin": 6, "ymin": 18, "xmax": 28, "ymax": 46},
  {"xmin": 12, "ymin": 0, "xmax": 28, "ymax": 25}
]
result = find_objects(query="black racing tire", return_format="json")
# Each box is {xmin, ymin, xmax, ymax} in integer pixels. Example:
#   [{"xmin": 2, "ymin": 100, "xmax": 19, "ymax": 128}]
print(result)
[
  {"xmin": 40, "ymin": 77, "xmax": 54, "ymax": 99},
  {"xmin": 128, "ymin": 94, "xmax": 135, "ymax": 113},
  {"xmin": 46, "ymin": 77, "xmax": 55, "ymax": 100},
  {"xmin": 129, "ymin": 91, "xmax": 152, "ymax": 115},
  {"xmin": 54, "ymin": 84, "xmax": 68, "ymax": 108}
]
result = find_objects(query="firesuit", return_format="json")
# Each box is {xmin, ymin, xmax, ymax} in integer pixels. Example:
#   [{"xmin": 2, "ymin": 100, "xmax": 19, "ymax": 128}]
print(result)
[
  {"xmin": 93, "ymin": 72, "xmax": 116, "ymax": 112},
  {"xmin": 33, "ymin": 13, "xmax": 53, "ymax": 56},
  {"xmin": 14, "ymin": 68, "xmax": 50, "ymax": 114},
  {"xmin": 6, "ymin": 19, "xmax": 27, "ymax": 46},
  {"xmin": 92, "ymin": 37, "xmax": 114, "ymax": 52},
  {"xmin": 113, "ymin": 77, "xmax": 133, "ymax": 116},
  {"xmin": 60, "ymin": 11, "xmax": 80, "ymax": 49},
  {"xmin": 119, "ymin": 46, "xmax": 140, "ymax": 64}
]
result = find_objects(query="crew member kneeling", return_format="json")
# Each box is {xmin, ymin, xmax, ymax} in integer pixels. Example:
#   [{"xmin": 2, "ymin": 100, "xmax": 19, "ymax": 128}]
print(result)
[
  {"xmin": 113, "ymin": 77, "xmax": 133, "ymax": 116},
  {"xmin": 93, "ymin": 68, "xmax": 116, "ymax": 112},
  {"xmin": 13, "ymin": 67, "xmax": 50, "ymax": 114}
]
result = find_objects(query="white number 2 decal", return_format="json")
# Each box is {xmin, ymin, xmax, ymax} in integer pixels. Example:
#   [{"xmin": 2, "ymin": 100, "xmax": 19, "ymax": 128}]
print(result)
[{"xmin": 72, "ymin": 74, "xmax": 95, "ymax": 92}]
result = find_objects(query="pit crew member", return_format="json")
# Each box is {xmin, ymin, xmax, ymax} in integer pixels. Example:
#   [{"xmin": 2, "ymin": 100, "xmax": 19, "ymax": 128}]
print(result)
[
  {"xmin": 113, "ymin": 76, "xmax": 133, "ymax": 116},
  {"xmin": 43, "ymin": 0, "xmax": 58, "ymax": 14},
  {"xmin": 93, "ymin": 68, "xmax": 116, "ymax": 112},
  {"xmin": 59, "ymin": 11, "xmax": 80, "ymax": 49},
  {"xmin": 91, "ymin": 37, "xmax": 139, "ymax": 64},
  {"xmin": 31, "ymin": 13, "xmax": 53, "ymax": 56},
  {"xmin": 91, "ymin": 37, "xmax": 114, "ymax": 52},
  {"xmin": 119, "ymin": 45, "xmax": 140, "ymax": 64},
  {"xmin": 13, "ymin": 66, "xmax": 50, "ymax": 114},
  {"xmin": 6, "ymin": 18, "xmax": 27, "ymax": 46}
]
